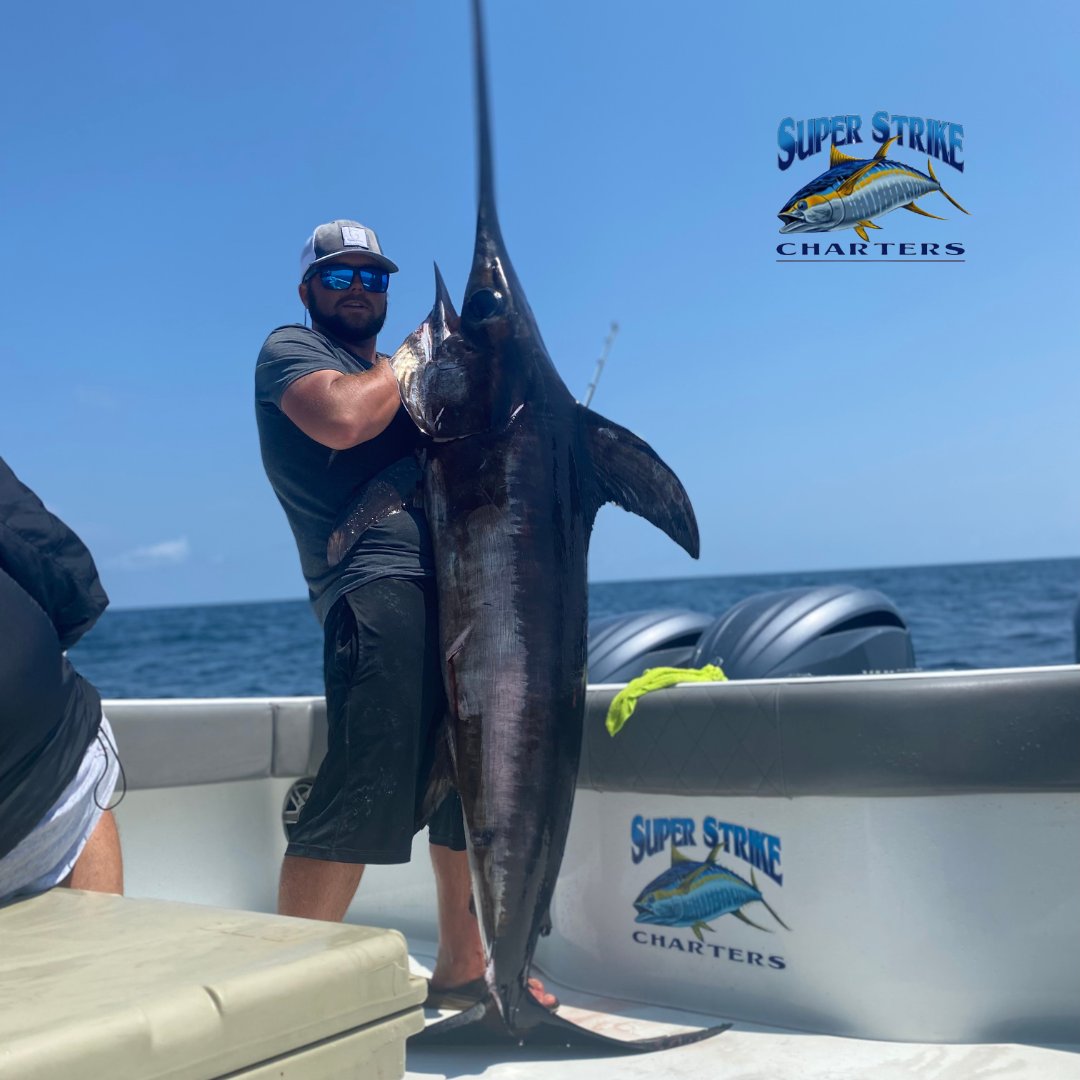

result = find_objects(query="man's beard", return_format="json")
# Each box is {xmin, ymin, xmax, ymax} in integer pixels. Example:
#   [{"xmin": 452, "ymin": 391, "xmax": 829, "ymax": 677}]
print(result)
[{"xmin": 307, "ymin": 291, "xmax": 387, "ymax": 345}]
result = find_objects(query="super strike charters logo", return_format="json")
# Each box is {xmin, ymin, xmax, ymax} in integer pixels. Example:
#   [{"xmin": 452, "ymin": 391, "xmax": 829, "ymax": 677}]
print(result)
[
  {"xmin": 775, "ymin": 111, "xmax": 969, "ymax": 261},
  {"xmin": 629, "ymin": 815, "xmax": 789, "ymax": 972}
]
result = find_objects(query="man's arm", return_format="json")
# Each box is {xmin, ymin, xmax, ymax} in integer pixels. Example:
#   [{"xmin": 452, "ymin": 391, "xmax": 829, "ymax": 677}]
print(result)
[{"xmin": 280, "ymin": 358, "xmax": 402, "ymax": 450}]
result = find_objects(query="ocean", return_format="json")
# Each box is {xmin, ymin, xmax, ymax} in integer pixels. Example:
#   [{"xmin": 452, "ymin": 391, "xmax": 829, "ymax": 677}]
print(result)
[{"xmin": 69, "ymin": 558, "xmax": 1080, "ymax": 700}]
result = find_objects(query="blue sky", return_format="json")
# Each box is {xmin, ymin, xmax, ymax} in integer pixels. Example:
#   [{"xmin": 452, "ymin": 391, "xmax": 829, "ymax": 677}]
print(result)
[{"xmin": 2, "ymin": 1, "xmax": 1077, "ymax": 609}]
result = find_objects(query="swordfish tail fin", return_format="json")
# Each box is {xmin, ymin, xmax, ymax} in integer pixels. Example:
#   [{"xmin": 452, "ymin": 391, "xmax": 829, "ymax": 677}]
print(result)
[
  {"xmin": 411, "ymin": 992, "xmax": 730, "ymax": 1054},
  {"xmin": 581, "ymin": 406, "xmax": 700, "ymax": 559},
  {"xmin": 926, "ymin": 159, "xmax": 971, "ymax": 215}
]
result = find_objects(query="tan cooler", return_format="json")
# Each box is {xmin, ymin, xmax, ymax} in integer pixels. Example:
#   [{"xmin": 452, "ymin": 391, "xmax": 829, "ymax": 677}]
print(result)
[{"xmin": 0, "ymin": 890, "xmax": 425, "ymax": 1079}]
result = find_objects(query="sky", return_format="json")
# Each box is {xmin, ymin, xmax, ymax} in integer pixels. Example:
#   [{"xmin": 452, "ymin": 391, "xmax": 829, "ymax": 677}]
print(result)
[{"xmin": 2, "ymin": 1, "xmax": 1078, "ymax": 610}]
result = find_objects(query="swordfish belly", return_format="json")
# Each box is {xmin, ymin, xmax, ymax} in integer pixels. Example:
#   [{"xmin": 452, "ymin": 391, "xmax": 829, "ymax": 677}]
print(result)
[{"xmin": 422, "ymin": 404, "xmax": 589, "ymax": 1020}]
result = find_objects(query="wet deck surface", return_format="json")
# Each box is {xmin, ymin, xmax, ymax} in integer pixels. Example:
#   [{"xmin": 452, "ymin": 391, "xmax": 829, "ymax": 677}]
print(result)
[{"xmin": 404, "ymin": 942, "xmax": 1080, "ymax": 1080}]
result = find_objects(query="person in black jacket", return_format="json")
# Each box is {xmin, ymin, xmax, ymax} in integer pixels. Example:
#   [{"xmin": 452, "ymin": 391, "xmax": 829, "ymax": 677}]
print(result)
[{"xmin": 0, "ymin": 455, "xmax": 123, "ymax": 904}]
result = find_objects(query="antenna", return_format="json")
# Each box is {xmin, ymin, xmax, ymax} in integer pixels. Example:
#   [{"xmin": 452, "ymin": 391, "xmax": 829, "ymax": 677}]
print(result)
[{"xmin": 582, "ymin": 321, "xmax": 619, "ymax": 408}]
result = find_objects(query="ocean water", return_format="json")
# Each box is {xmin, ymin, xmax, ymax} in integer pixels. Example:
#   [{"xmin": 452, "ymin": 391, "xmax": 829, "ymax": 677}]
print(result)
[{"xmin": 70, "ymin": 558, "xmax": 1080, "ymax": 700}]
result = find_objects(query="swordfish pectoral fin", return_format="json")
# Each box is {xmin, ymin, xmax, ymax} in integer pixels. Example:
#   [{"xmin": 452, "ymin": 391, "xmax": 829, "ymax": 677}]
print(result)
[
  {"xmin": 326, "ymin": 456, "xmax": 421, "ymax": 568},
  {"xmin": 582, "ymin": 407, "xmax": 700, "ymax": 560},
  {"xmin": 326, "ymin": 483, "xmax": 407, "ymax": 568},
  {"xmin": 412, "ymin": 991, "xmax": 731, "ymax": 1052},
  {"xmin": 431, "ymin": 262, "xmax": 461, "ymax": 335},
  {"xmin": 388, "ymin": 262, "xmax": 464, "ymax": 436}
]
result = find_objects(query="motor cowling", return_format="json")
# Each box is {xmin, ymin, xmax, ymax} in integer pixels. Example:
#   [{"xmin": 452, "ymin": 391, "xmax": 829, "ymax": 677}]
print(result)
[
  {"xmin": 691, "ymin": 584, "xmax": 915, "ymax": 680},
  {"xmin": 587, "ymin": 609, "xmax": 714, "ymax": 683}
]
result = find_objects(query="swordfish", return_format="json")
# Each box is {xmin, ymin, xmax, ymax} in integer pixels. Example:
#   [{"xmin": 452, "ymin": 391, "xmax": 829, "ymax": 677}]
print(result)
[{"xmin": 330, "ymin": 0, "xmax": 724, "ymax": 1053}]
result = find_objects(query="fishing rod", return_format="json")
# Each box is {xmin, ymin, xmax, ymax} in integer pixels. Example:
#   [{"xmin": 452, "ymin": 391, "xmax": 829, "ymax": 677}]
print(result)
[{"xmin": 582, "ymin": 321, "xmax": 619, "ymax": 407}]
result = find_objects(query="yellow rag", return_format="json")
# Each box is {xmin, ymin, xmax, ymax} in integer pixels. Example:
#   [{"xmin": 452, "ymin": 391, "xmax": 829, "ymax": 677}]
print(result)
[{"xmin": 605, "ymin": 664, "xmax": 727, "ymax": 736}]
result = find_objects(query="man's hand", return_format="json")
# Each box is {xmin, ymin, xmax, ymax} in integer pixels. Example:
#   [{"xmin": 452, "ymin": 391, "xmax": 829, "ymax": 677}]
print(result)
[{"xmin": 281, "ymin": 359, "xmax": 401, "ymax": 450}]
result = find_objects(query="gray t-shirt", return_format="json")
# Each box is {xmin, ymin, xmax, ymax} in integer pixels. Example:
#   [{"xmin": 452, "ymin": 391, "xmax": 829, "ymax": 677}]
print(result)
[{"xmin": 255, "ymin": 324, "xmax": 433, "ymax": 623}]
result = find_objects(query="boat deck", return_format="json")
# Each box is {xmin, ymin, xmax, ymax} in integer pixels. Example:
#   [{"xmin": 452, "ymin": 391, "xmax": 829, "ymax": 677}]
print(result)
[{"xmin": 405, "ymin": 940, "xmax": 1080, "ymax": 1080}]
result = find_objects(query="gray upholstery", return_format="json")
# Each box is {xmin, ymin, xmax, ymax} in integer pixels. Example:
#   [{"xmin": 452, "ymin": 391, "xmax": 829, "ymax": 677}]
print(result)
[
  {"xmin": 105, "ymin": 665, "xmax": 1080, "ymax": 796},
  {"xmin": 105, "ymin": 697, "xmax": 327, "ymax": 791},
  {"xmin": 581, "ymin": 666, "xmax": 1080, "ymax": 796},
  {"xmin": 270, "ymin": 697, "xmax": 327, "ymax": 777}
]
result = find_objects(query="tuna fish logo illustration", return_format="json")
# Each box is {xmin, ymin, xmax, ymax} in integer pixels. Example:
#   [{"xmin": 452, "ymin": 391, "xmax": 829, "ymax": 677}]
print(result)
[
  {"xmin": 778, "ymin": 136, "xmax": 970, "ymax": 242},
  {"xmin": 633, "ymin": 844, "xmax": 789, "ymax": 941}
]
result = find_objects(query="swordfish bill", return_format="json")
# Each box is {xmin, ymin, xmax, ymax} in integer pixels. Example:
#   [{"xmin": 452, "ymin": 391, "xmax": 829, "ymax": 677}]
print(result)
[{"xmin": 333, "ymin": 0, "xmax": 724, "ymax": 1054}]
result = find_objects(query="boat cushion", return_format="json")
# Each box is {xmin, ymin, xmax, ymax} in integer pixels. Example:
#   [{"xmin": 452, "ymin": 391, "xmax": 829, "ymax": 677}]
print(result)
[
  {"xmin": 580, "ymin": 668, "xmax": 1080, "ymax": 796},
  {"xmin": 105, "ymin": 698, "xmax": 328, "ymax": 790},
  {"xmin": 105, "ymin": 665, "xmax": 1080, "ymax": 797},
  {"xmin": 0, "ymin": 889, "xmax": 425, "ymax": 1079}
]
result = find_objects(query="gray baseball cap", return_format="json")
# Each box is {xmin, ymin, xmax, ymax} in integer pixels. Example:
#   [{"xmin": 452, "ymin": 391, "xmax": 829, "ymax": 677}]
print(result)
[{"xmin": 299, "ymin": 220, "xmax": 399, "ymax": 282}]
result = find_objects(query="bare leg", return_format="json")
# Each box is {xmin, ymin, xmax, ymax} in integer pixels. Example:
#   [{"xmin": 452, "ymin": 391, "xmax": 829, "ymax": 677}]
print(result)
[
  {"xmin": 63, "ymin": 810, "xmax": 123, "ymax": 894},
  {"xmin": 428, "ymin": 845, "xmax": 556, "ymax": 1008},
  {"xmin": 429, "ymin": 845, "xmax": 485, "ymax": 986},
  {"xmin": 278, "ymin": 855, "xmax": 364, "ymax": 920}
]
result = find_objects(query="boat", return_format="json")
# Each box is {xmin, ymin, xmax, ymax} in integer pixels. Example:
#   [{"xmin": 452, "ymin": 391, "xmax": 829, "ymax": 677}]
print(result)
[{"xmin": 6, "ymin": 584, "xmax": 1080, "ymax": 1077}]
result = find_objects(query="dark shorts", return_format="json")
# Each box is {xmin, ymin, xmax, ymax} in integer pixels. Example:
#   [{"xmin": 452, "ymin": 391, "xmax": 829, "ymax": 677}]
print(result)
[{"xmin": 286, "ymin": 576, "xmax": 466, "ymax": 864}]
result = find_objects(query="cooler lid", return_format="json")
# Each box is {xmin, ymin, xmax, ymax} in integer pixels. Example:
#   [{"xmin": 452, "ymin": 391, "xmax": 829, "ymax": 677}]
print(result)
[{"xmin": 0, "ymin": 889, "xmax": 425, "ymax": 1079}]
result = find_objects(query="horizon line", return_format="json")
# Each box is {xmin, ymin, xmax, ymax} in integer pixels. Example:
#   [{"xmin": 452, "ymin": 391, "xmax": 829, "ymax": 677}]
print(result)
[{"xmin": 99, "ymin": 552, "xmax": 1080, "ymax": 615}]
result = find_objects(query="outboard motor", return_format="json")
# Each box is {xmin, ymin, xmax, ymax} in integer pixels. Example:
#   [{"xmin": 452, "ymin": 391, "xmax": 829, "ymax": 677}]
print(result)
[
  {"xmin": 692, "ymin": 584, "xmax": 914, "ymax": 679},
  {"xmin": 588, "ymin": 609, "xmax": 714, "ymax": 683}
]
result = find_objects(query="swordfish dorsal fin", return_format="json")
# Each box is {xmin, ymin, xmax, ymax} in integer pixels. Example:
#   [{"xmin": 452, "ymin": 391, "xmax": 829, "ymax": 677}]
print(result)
[
  {"xmin": 671, "ymin": 845, "xmax": 690, "ymax": 865},
  {"xmin": 582, "ymin": 406, "xmax": 700, "ymax": 559}
]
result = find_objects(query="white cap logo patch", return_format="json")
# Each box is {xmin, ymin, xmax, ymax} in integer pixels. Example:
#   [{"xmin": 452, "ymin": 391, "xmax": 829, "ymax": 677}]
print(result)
[{"xmin": 340, "ymin": 225, "xmax": 369, "ymax": 249}]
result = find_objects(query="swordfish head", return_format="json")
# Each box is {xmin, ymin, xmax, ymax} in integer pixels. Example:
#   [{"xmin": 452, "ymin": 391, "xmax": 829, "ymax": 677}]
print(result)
[{"xmin": 393, "ymin": 2, "xmax": 570, "ymax": 443}]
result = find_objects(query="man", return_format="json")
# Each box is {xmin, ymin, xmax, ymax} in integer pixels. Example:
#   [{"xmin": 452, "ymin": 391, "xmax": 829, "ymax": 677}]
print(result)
[
  {"xmin": 255, "ymin": 220, "xmax": 554, "ymax": 1009},
  {"xmin": 0, "ymin": 456, "xmax": 123, "ymax": 905}
]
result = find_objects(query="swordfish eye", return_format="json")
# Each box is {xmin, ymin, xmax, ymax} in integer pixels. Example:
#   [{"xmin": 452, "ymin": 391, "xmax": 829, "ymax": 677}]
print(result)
[
  {"xmin": 464, "ymin": 287, "xmax": 504, "ymax": 322},
  {"xmin": 797, "ymin": 199, "xmax": 808, "ymax": 211}
]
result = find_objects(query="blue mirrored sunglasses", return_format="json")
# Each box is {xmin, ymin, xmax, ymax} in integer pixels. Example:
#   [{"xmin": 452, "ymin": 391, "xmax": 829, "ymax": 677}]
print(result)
[{"xmin": 308, "ymin": 265, "xmax": 390, "ymax": 293}]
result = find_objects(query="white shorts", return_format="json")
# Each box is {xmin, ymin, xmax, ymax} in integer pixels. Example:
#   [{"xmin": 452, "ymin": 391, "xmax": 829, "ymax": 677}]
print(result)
[{"xmin": 0, "ymin": 715, "xmax": 120, "ymax": 905}]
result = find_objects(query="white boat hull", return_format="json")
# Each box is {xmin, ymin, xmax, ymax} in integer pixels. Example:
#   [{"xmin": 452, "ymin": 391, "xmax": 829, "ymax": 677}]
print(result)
[{"xmin": 102, "ymin": 666, "xmax": 1080, "ymax": 1064}]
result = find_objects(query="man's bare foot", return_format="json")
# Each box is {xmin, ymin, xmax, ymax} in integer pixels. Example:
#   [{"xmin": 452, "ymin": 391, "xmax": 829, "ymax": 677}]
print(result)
[
  {"xmin": 426, "ymin": 972, "xmax": 559, "ymax": 1012},
  {"xmin": 428, "ymin": 956, "xmax": 484, "ymax": 992},
  {"xmin": 527, "ymin": 976, "xmax": 558, "ymax": 1010}
]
